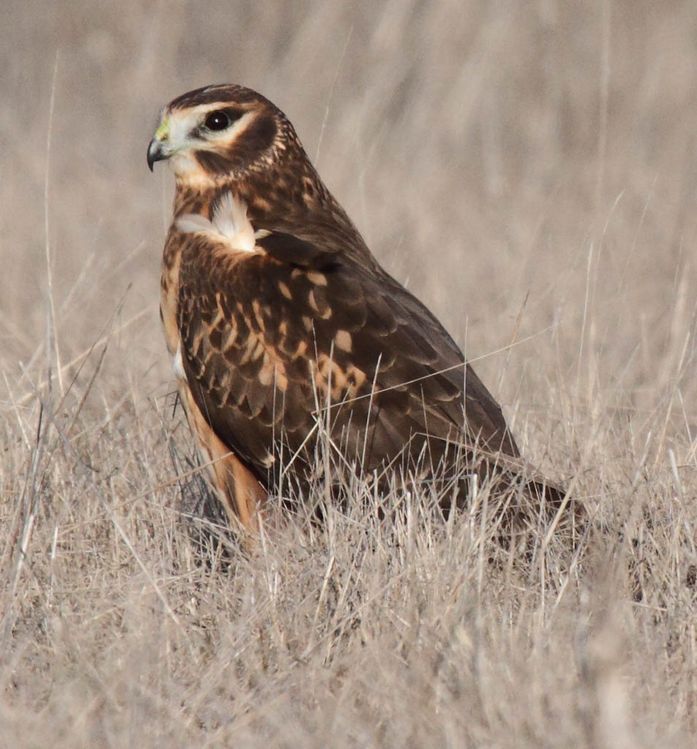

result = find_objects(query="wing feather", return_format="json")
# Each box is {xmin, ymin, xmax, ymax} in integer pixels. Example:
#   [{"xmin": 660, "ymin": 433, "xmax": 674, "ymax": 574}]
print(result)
[{"xmin": 176, "ymin": 229, "xmax": 520, "ymax": 492}]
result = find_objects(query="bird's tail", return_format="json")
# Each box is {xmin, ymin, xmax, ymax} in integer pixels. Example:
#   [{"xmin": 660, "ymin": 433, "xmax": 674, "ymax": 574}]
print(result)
[{"xmin": 459, "ymin": 448, "xmax": 588, "ymax": 549}]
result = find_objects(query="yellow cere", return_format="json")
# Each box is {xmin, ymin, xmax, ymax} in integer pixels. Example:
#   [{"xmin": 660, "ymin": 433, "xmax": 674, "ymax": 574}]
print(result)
[{"xmin": 154, "ymin": 117, "xmax": 170, "ymax": 141}]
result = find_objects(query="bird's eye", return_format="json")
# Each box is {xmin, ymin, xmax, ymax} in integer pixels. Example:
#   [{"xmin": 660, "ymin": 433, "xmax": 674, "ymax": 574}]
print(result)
[{"xmin": 204, "ymin": 110, "xmax": 231, "ymax": 131}]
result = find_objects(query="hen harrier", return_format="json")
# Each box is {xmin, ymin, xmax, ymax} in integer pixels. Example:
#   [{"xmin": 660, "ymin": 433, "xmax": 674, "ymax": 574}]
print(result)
[{"xmin": 147, "ymin": 84, "xmax": 576, "ymax": 535}]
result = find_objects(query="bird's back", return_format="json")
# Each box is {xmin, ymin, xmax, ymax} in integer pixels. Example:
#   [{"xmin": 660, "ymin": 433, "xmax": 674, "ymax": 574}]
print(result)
[
  {"xmin": 171, "ymin": 213, "xmax": 521, "ymax": 497},
  {"xmin": 148, "ymin": 83, "xmax": 578, "ymax": 535}
]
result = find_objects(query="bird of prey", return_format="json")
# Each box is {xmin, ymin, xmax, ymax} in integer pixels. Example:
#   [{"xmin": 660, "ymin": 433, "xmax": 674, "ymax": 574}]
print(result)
[{"xmin": 147, "ymin": 84, "xmax": 575, "ymax": 537}]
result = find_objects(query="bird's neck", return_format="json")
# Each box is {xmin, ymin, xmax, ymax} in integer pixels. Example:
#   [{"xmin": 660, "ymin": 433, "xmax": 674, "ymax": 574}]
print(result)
[{"xmin": 172, "ymin": 169, "xmax": 371, "ymax": 261}]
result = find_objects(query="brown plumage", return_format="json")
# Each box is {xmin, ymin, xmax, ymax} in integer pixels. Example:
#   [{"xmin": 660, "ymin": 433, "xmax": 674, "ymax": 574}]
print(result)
[{"xmin": 147, "ymin": 83, "xmax": 579, "ymax": 537}]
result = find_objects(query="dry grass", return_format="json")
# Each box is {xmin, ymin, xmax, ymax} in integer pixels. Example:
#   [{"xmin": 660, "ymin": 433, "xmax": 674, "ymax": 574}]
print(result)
[{"xmin": 2, "ymin": 1, "xmax": 697, "ymax": 746}]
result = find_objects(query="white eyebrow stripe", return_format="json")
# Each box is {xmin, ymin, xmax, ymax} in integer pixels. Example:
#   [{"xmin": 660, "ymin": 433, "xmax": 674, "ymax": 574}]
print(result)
[
  {"xmin": 162, "ymin": 107, "xmax": 257, "ymax": 165},
  {"xmin": 202, "ymin": 109, "xmax": 257, "ymax": 147},
  {"xmin": 172, "ymin": 107, "xmax": 256, "ymax": 149}
]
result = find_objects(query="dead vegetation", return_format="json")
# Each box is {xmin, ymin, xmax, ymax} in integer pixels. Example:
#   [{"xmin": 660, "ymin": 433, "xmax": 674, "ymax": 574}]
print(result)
[{"xmin": 1, "ymin": 1, "xmax": 696, "ymax": 746}]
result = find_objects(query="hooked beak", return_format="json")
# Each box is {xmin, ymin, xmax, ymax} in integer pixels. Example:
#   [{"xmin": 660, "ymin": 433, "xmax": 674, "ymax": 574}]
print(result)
[{"xmin": 147, "ymin": 138, "xmax": 168, "ymax": 172}]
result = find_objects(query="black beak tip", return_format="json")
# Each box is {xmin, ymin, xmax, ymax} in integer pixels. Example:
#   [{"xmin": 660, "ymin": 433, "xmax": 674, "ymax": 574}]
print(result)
[{"xmin": 147, "ymin": 140, "xmax": 164, "ymax": 172}]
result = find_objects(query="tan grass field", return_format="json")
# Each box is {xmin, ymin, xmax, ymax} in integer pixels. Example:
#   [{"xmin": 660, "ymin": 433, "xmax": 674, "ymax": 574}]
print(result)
[{"xmin": 2, "ymin": 1, "xmax": 697, "ymax": 746}]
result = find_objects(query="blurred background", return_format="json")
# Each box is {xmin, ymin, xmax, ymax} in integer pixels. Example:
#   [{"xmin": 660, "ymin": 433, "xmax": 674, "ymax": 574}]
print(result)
[
  {"xmin": 2, "ymin": 5, "xmax": 697, "ymax": 744},
  {"xmin": 2, "ymin": 0, "xmax": 696, "ymax": 463}
]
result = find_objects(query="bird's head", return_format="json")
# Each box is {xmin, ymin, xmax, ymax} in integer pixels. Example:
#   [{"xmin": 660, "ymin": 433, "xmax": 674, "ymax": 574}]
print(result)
[
  {"xmin": 147, "ymin": 84, "xmax": 357, "ymax": 246},
  {"xmin": 147, "ymin": 84, "xmax": 295, "ymax": 188}
]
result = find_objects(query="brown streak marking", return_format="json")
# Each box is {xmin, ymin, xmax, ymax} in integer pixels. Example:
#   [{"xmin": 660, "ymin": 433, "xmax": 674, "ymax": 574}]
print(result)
[
  {"xmin": 250, "ymin": 196, "xmax": 271, "ymax": 212},
  {"xmin": 259, "ymin": 350, "xmax": 289, "ymax": 390},
  {"xmin": 258, "ymin": 366, "xmax": 274, "ymax": 386},
  {"xmin": 222, "ymin": 323, "xmax": 238, "ymax": 350},
  {"xmin": 290, "ymin": 340, "xmax": 308, "ymax": 359},
  {"xmin": 258, "ymin": 352, "xmax": 273, "ymax": 386},
  {"xmin": 179, "ymin": 382, "xmax": 265, "ymax": 537},
  {"xmin": 209, "ymin": 293, "xmax": 225, "ymax": 327},
  {"xmin": 306, "ymin": 271, "xmax": 327, "ymax": 286},
  {"xmin": 275, "ymin": 370, "xmax": 288, "ymax": 391},
  {"xmin": 191, "ymin": 328, "xmax": 205, "ymax": 358},
  {"xmin": 160, "ymin": 244, "xmax": 182, "ymax": 355},
  {"xmin": 334, "ymin": 330, "xmax": 352, "ymax": 352},
  {"xmin": 316, "ymin": 354, "xmax": 349, "ymax": 400},
  {"xmin": 308, "ymin": 289, "xmax": 332, "ymax": 319},
  {"xmin": 252, "ymin": 339, "xmax": 265, "ymax": 360},
  {"xmin": 217, "ymin": 368, "xmax": 232, "ymax": 390},
  {"xmin": 238, "ymin": 334, "xmax": 258, "ymax": 365},
  {"xmin": 278, "ymin": 281, "xmax": 292, "ymax": 299},
  {"xmin": 346, "ymin": 365, "xmax": 367, "ymax": 390},
  {"xmin": 252, "ymin": 300, "xmax": 266, "ymax": 332}
]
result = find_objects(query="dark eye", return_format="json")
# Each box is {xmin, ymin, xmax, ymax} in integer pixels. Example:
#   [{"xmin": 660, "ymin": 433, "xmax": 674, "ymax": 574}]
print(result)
[{"xmin": 204, "ymin": 110, "xmax": 231, "ymax": 131}]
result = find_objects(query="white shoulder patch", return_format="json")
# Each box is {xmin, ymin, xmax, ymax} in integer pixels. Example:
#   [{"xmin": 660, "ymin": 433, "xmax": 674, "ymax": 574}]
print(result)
[
  {"xmin": 176, "ymin": 191, "xmax": 257, "ymax": 253},
  {"xmin": 172, "ymin": 345, "xmax": 186, "ymax": 381},
  {"xmin": 175, "ymin": 214, "xmax": 214, "ymax": 234}
]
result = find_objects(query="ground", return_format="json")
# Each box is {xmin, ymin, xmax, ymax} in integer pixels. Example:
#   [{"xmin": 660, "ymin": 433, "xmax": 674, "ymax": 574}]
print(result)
[{"xmin": 1, "ymin": 1, "xmax": 696, "ymax": 746}]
